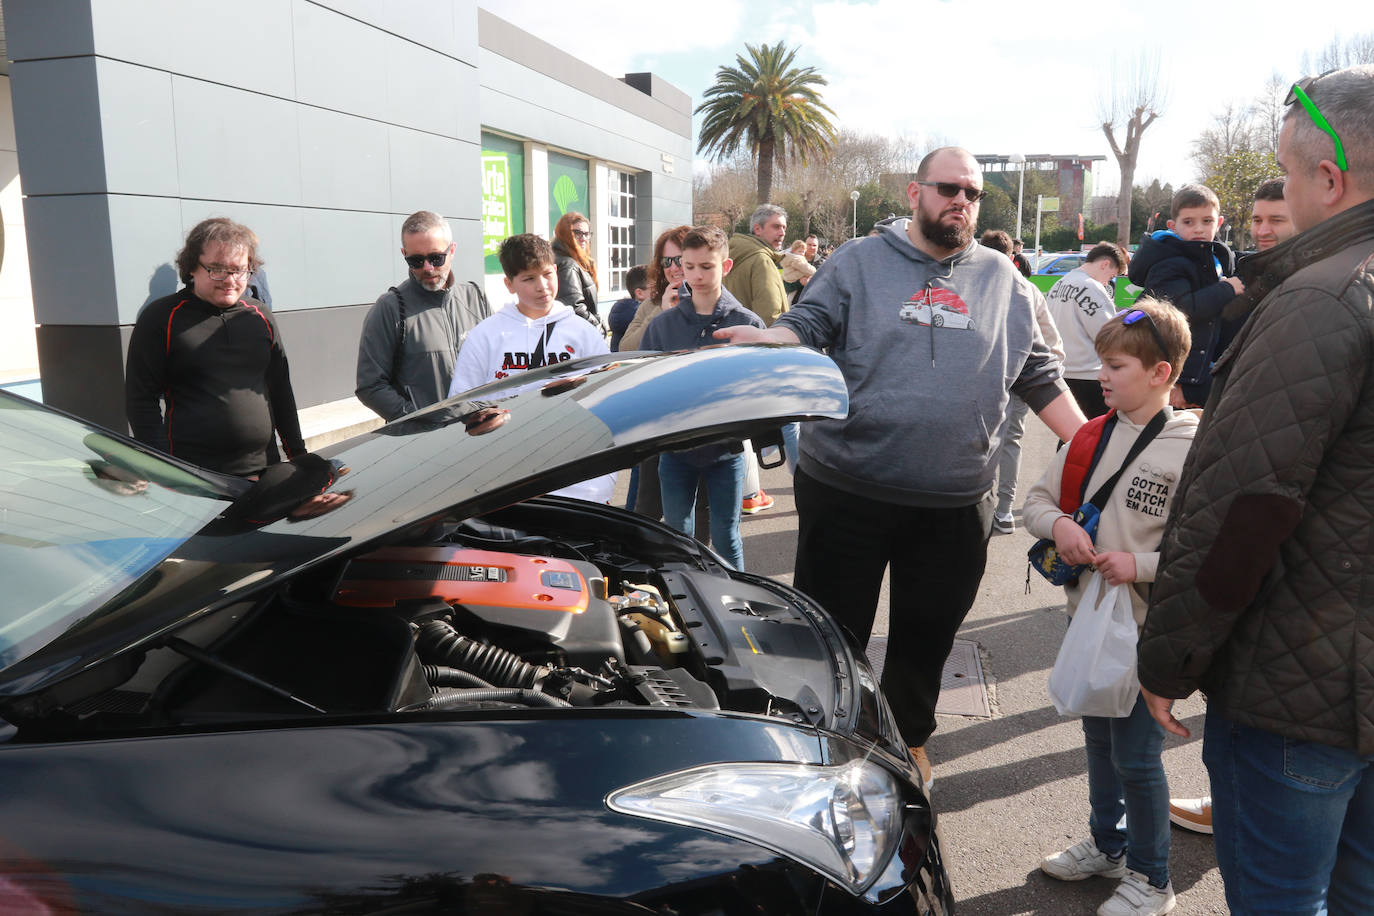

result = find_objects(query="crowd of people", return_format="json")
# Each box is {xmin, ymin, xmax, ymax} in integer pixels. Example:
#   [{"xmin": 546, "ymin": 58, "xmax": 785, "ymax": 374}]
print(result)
[{"xmin": 120, "ymin": 63, "xmax": 1374, "ymax": 916}]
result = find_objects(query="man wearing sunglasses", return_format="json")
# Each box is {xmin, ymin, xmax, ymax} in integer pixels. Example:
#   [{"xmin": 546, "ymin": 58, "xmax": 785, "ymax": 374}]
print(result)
[
  {"xmin": 356, "ymin": 210, "xmax": 491, "ymax": 421},
  {"xmin": 716, "ymin": 146, "xmax": 1085, "ymax": 787},
  {"xmin": 1139, "ymin": 65, "xmax": 1374, "ymax": 915}
]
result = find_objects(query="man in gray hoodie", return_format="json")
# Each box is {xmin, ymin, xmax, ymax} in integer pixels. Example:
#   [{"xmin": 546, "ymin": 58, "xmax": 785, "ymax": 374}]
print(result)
[{"xmin": 718, "ymin": 147, "xmax": 1085, "ymax": 784}]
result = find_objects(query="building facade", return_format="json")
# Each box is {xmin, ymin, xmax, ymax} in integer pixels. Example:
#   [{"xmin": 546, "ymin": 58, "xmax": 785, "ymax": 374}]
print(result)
[{"xmin": 1, "ymin": 0, "xmax": 692, "ymax": 432}]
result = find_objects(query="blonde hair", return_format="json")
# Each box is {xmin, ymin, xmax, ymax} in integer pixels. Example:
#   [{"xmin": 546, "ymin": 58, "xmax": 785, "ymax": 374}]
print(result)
[{"xmin": 1094, "ymin": 297, "xmax": 1192, "ymax": 385}]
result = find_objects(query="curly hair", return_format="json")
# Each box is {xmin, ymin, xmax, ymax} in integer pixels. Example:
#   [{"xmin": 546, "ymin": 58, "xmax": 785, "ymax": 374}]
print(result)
[
  {"xmin": 176, "ymin": 217, "xmax": 262, "ymax": 285},
  {"xmin": 648, "ymin": 225, "xmax": 692, "ymax": 302},
  {"xmin": 553, "ymin": 211, "xmax": 597, "ymax": 286}
]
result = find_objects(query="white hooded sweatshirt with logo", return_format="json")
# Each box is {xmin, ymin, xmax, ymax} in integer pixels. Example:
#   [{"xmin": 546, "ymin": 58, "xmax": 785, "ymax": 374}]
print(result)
[
  {"xmin": 447, "ymin": 301, "xmax": 614, "ymax": 503},
  {"xmin": 1022, "ymin": 407, "xmax": 1199, "ymax": 625},
  {"xmin": 448, "ymin": 301, "xmax": 608, "ymax": 396}
]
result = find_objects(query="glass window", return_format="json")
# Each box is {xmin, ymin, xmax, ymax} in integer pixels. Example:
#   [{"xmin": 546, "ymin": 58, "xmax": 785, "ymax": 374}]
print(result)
[{"xmin": 606, "ymin": 169, "xmax": 637, "ymax": 293}]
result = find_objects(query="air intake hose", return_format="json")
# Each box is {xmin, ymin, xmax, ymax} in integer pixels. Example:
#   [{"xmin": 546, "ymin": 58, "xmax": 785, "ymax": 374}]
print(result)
[
  {"xmin": 422, "ymin": 665, "xmax": 495, "ymax": 689},
  {"xmin": 415, "ymin": 620, "xmax": 545, "ymax": 689}
]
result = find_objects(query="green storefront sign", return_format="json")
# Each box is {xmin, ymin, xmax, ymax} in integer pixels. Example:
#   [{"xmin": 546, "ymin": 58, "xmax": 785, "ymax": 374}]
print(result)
[{"xmin": 481, "ymin": 133, "xmax": 525, "ymax": 274}]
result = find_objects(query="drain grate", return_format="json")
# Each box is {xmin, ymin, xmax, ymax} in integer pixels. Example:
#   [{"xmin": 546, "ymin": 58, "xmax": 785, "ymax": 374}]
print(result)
[{"xmin": 864, "ymin": 636, "xmax": 992, "ymax": 718}]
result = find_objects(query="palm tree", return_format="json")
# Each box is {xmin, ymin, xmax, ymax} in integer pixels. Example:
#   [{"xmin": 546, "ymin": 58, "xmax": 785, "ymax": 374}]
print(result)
[{"xmin": 696, "ymin": 42, "xmax": 837, "ymax": 206}]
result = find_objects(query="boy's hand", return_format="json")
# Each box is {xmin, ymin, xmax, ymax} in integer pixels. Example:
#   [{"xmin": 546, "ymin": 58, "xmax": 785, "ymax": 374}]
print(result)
[
  {"xmin": 1093, "ymin": 551, "xmax": 1137, "ymax": 586},
  {"xmin": 1051, "ymin": 515, "xmax": 1095, "ymax": 565},
  {"xmin": 1225, "ymin": 275, "xmax": 1245, "ymax": 294}
]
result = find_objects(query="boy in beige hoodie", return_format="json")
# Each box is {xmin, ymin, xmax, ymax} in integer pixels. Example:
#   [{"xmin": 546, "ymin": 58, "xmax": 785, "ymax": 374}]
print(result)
[{"xmin": 1024, "ymin": 297, "xmax": 1196, "ymax": 916}]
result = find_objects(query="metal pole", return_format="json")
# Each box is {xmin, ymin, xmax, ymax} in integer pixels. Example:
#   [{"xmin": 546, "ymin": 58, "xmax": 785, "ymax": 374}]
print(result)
[
  {"xmin": 1034, "ymin": 195, "xmax": 1043, "ymax": 255},
  {"xmin": 1016, "ymin": 162, "xmax": 1025, "ymax": 240},
  {"xmin": 850, "ymin": 189, "xmax": 860, "ymax": 238}
]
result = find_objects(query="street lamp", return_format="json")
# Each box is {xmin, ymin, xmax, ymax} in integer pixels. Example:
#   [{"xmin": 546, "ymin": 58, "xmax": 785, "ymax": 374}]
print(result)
[
  {"xmin": 1008, "ymin": 153, "xmax": 1026, "ymax": 240},
  {"xmin": 850, "ymin": 189, "xmax": 860, "ymax": 238}
]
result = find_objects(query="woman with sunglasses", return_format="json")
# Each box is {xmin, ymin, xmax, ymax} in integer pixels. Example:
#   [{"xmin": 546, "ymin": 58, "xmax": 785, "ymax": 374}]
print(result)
[{"xmin": 552, "ymin": 211, "xmax": 603, "ymax": 329}]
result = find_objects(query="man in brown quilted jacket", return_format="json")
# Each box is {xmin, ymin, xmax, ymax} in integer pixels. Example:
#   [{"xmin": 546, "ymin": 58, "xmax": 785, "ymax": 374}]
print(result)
[{"xmin": 1138, "ymin": 65, "xmax": 1374, "ymax": 916}]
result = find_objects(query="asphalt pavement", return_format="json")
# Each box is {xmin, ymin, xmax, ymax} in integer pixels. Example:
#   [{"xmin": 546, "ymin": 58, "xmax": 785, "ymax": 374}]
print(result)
[{"xmin": 724, "ymin": 419, "xmax": 1229, "ymax": 915}]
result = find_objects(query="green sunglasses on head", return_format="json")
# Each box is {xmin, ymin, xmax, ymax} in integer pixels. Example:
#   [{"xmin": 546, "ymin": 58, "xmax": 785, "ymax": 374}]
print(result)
[{"xmin": 1286, "ymin": 71, "xmax": 1348, "ymax": 172}]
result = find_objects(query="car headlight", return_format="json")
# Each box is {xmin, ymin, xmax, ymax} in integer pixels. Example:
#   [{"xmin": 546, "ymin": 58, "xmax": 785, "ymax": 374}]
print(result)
[{"xmin": 606, "ymin": 759, "xmax": 902, "ymax": 895}]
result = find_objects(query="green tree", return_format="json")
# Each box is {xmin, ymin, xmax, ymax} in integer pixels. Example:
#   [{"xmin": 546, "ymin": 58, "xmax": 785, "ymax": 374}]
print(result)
[{"xmin": 696, "ymin": 42, "xmax": 838, "ymax": 205}]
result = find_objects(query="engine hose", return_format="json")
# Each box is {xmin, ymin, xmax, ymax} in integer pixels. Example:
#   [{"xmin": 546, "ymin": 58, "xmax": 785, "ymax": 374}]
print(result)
[
  {"xmin": 422, "ymin": 665, "xmax": 495, "ymax": 689},
  {"xmin": 419, "ymin": 688, "xmax": 571, "ymax": 710},
  {"xmin": 415, "ymin": 620, "xmax": 544, "ymax": 689}
]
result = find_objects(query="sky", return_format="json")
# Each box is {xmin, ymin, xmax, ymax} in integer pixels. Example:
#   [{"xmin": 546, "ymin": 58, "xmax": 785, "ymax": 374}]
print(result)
[{"xmin": 478, "ymin": 0, "xmax": 1349, "ymax": 196}]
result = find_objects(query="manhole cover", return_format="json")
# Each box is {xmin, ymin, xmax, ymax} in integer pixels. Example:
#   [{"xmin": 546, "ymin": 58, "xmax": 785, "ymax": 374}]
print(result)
[{"xmin": 864, "ymin": 636, "xmax": 992, "ymax": 718}]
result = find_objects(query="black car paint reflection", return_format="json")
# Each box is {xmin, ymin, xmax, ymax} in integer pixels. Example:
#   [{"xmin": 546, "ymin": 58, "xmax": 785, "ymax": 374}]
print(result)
[{"xmin": 0, "ymin": 715, "xmax": 853, "ymax": 912}]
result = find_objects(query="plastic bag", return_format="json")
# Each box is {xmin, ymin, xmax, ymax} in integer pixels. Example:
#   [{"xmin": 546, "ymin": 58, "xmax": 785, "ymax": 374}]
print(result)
[{"xmin": 1047, "ymin": 572, "xmax": 1140, "ymax": 718}]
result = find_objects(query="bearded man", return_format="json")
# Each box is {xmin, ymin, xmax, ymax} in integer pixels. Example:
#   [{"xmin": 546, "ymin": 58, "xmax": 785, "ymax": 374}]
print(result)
[{"xmin": 716, "ymin": 146, "xmax": 1083, "ymax": 787}]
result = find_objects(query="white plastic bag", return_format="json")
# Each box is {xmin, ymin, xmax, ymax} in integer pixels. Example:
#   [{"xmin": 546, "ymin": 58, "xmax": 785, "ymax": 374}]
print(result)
[{"xmin": 1047, "ymin": 572, "xmax": 1140, "ymax": 718}]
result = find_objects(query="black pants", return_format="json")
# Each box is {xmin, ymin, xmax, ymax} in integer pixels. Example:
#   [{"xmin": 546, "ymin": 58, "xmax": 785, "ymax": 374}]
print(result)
[
  {"xmin": 792, "ymin": 468, "xmax": 992, "ymax": 747},
  {"xmin": 1066, "ymin": 377, "xmax": 1109, "ymax": 419}
]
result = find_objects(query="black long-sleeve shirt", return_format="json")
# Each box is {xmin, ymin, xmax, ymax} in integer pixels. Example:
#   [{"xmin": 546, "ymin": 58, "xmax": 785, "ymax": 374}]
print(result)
[{"xmin": 125, "ymin": 289, "xmax": 305, "ymax": 476}]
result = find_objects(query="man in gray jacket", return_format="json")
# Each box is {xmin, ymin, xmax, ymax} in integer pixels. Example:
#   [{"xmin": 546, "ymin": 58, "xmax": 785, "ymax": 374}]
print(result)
[
  {"xmin": 1139, "ymin": 65, "xmax": 1374, "ymax": 914},
  {"xmin": 356, "ymin": 210, "xmax": 490, "ymax": 420},
  {"xmin": 718, "ymin": 147, "xmax": 1085, "ymax": 785}
]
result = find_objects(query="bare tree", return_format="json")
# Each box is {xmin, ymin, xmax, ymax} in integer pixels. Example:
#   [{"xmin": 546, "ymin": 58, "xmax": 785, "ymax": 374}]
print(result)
[
  {"xmin": 1191, "ymin": 101, "xmax": 1255, "ymax": 179},
  {"xmin": 692, "ymin": 155, "xmax": 756, "ymax": 233},
  {"xmin": 1300, "ymin": 31, "xmax": 1374, "ymax": 73},
  {"xmin": 1098, "ymin": 52, "xmax": 1166, "ymax": 247},
  {"xmin": 1251, "ymin": 71, "xmax": 1287, "ymax": 156}
]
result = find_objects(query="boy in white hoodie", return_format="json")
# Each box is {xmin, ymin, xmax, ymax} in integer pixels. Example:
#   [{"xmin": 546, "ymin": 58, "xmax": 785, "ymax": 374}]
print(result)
[
  {"xmin": 448, "ymin": 233, "xmax": 613, "ymax": 502},
  {"xmin": 1023, "ymin": 298, "xmax": 1196, "ymax": 916}
]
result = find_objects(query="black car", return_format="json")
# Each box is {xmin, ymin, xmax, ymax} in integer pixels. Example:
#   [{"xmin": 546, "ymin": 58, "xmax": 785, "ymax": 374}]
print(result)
[{"xmin": 0, "ymin": 344, "xmax": 953, "ymax": 914}]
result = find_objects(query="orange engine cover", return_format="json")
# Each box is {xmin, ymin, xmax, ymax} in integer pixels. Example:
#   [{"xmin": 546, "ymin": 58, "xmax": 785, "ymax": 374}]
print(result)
[{"xmin": 333, "ymin": 547, "xmax": 589, "ymax": 614}]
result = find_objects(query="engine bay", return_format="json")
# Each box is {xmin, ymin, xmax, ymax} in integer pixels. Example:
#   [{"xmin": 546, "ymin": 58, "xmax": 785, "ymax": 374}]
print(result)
[{"xmin": 26, "ymin": 502, "xmax": 849, "ymax": 737}]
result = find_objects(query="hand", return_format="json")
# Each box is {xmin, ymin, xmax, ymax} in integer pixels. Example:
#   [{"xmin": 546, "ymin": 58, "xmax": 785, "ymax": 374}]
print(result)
[
  {"xmin": 661, "ymin": 284, "xmax": 680, "ymax": 311},
  {"xmin": 1141, "ymin": 686, "xmax": 1190, "ymax": 738},
  {"xmin": 1168, "ymin": 386, "xmax": 1189, "ymax": 409},
  {"xmin": 1093, "ymin": 551, "xmax": 1137, "ymax": 586},
  {"xmin": 1051, "ymin": 515, "xmax": 1096, "ymax": 566},
  {"xmin": 1225, "ymin": 275, "xmax": 1245, "ymax": 294}
]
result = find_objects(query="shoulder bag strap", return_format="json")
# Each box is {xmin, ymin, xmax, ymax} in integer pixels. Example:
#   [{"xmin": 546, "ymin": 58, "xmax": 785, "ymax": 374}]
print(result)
[
  {"xmin": 389, "ymin": 285, "xmax": 407, "ymax": 387},
  {"xmin": 1083, "ymin": 408, "xmax": 1170, "ymax": 512}
]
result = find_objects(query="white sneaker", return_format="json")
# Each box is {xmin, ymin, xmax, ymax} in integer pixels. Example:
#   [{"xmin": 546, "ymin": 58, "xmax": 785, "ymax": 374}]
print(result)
[
  {"xmin": 1040, "ymin": 838, "xmax": 1127, "ymax": 881},
  {"xmin": 993, "ymin": 511, "xmax": 1015, "ymax": 533},
  {"xmin": 1098, "ymin": 870, "xmax": 1175, "ymax": 916}
]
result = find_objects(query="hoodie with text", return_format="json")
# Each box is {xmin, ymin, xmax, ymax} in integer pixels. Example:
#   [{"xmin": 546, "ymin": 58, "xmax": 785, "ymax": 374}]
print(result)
[
  {"xmin": 774, "ymin": 220, "xmax": 1067, "ymax": 506},
  {"xmin": 448, "ymin": 301, "xmax": 609, "ymax": 397}
]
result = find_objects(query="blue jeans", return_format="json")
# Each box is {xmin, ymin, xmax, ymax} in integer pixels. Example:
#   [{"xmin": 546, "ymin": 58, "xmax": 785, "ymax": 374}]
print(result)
[
  {"xmin": 658, "ymin": 451, "xmax": 746, "ymax": 569},
  {"xmin": 1204, "ymin": 709, "xmax": 1374, "ymax": 915},
  {"xmin": 1082, "ymin": 691, "xmax": 1170, "ymax": 887}
]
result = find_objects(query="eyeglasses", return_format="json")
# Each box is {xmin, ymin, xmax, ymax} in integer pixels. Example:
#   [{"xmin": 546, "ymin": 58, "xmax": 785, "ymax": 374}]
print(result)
[
  {"xmin": 572, "ymin": 229, "xmax": 592, "ymax": 240},
  {"xmin": 1286, "ymin": 71, "xmax": 1348, "ymax": 172},
  {"xmin": 404, "ymin": 251, "xmax": 449, "ymax": 269},
  {"xmin": 660, "ymin": 255, "xmax": 682, "ymax": 268},
  {"xmin": 917, "ymin": 181, "xmax": 988, "ymax": 203},
  {"xmin": 1120, "ymin": 309, "xmax": 1172, "ymax": 364},
  {"xmin": 198, "ymin": 262, "xmax": 251, "ymax": 280}
]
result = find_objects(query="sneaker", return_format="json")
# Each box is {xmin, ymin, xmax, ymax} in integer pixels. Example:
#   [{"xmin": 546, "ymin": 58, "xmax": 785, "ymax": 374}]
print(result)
[
  {"xmin": 908, "ymin": 745, "xmax": 934, "ymax": 791},
  {"xmin": 993, "ymin": 511, "xmax": 1015, "ymax": 533},
  {"xmin": 741, "ymin": 489, "xmax": 775, "ymax": 514},
  {"xmin": 1168, "ymin": 796, "xmax": 1213, "ymax": 834},
  {"xmin": 1040, "ymin": 838, "xmax": 1126, "ymax": 882},
  {"xmin": 1098, "ymin": 870, "xmax": 1175, "ymax": 916}
]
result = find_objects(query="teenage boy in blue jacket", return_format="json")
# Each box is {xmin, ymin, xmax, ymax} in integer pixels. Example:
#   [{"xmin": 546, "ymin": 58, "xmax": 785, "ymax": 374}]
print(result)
[{"xmin": 642, "ymin": 226, "xmax": 765, "ymax": 569}]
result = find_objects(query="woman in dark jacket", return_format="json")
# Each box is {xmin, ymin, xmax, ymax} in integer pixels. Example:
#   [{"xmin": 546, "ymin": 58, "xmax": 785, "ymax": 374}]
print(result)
[{"xmin": 552, "ymin": 211, "xmax": 601, "ymax": 325}]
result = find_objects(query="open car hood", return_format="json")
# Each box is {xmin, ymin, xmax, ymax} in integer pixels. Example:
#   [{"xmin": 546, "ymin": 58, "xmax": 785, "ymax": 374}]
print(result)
[{"xmin": 0, "ymin": 344, "xmax": 847, "ymax": 699}]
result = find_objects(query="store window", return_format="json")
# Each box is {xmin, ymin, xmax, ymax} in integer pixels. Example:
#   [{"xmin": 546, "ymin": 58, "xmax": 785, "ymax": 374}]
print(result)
[
  {"xmin": 480, "ymin": 132, "xmax": 526, "ymax": 275},
  {"xmin": 606, "ymin": 169, "xmax": 636, "ymax": 293}
]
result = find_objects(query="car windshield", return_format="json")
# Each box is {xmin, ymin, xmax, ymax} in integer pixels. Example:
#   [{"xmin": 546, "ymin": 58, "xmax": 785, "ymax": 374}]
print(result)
[{"xmin": 0, "ymin": 395, "xmax": 236, "ymax": 670}]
